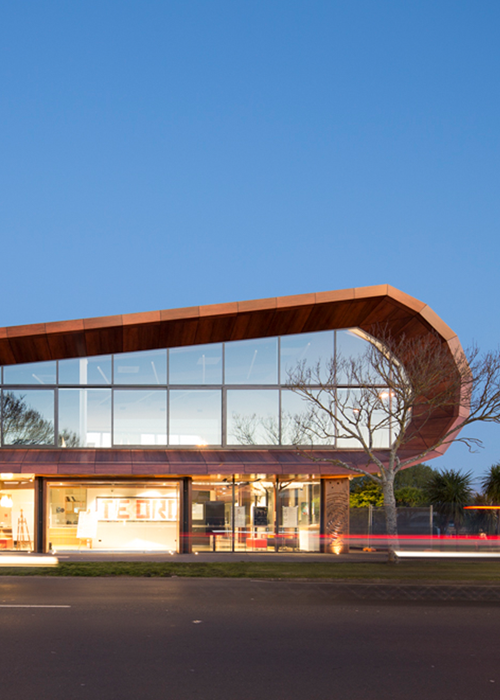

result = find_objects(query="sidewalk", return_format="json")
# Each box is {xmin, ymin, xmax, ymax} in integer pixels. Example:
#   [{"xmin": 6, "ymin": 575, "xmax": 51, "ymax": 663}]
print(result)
[{"xmin": 53, "ymin": 550, "xmax": 389, "ymax": 563}]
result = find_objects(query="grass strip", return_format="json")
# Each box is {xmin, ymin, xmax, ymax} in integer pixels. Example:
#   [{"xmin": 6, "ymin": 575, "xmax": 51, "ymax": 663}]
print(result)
[{"xmin": 0, "ymin": 560, "xmax": 499, "ymax": 581}]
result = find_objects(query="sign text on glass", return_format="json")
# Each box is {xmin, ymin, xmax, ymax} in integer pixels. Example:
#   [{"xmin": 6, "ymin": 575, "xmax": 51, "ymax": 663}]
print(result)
[{"xmin": 96, "ymin": 497, "xmax": 177, "ymax": 522}]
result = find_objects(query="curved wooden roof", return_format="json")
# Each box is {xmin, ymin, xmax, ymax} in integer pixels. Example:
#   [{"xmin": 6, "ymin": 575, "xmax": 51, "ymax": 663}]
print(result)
[
  {"xmin": 0, "ymin": 285, "xmax": 464, "ymax": 473},
  {"xmin": 0, "ymin": 284, "xmax": 457, "ymax": 365}
]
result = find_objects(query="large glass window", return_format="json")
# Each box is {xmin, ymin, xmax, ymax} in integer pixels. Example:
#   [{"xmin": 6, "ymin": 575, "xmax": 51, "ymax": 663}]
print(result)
[
  {"xmin": 114, "ymin": 349, "xmax": 166, "ymax": 385},
  {"xmin": 335, "ymin": 388, "xmax": 391, "ymax": 449},
  {"xmin": 277, "ymin": 479, "xmax": 321, "ymax": 552},
  {"xmin": 281, "ymin": 331, "xmax": 334, "ymax": 384},
  {"xmin": 2, "ymin": 389, "xmax": 55, "ymax": 445},
  {"xmin": 0, "ymin": 474, "xmax": 35, "ymax": 551},
  {"xmin": 191, "ymin": 476, "xmax": 276, "ymax": 553},
  {"xmin": 169, "ymin": 343, "xmax": 222, "ymax": 385},
  {"xmin": 191, "ymin": 478, "xmax": 233, "ymax": 552},
  {"xmin": 58, "ymin": 389, "xmax": 112, "ymax": 448},
  {"xmin": 0, "ymin": 326, "xmax": 397, "ymax": 450},
  {"xmin": 224, "ymin": 338, "xmax": 278, "ymax": 385},
  {"xmin": 47, "ymin": 481, "xmax": 179, "ymax": 552},
  {"xmin": 169, "ymin": 390, "xmax": 221, "ymax": 445},
  {"xmin": 336, "ymin": 330, "xmax": 375, "ymax": 385},
  {"xmin": 281, "ymin": 389, "xmax": 335, "ymax": 446},
  {"xmin": 227, "ymin": 390, "xmax": 279, "ymax": 445},
  {"xmin": 59, "ymin": 356, "xmax": 112, "ymax": 385},
  {"xmin": 113, "ymin": 390, "xmax": 167, "ymax": 446},
  {"xmin": 3, "ymin": 361, "xmax": 56, "ymax": 385}
]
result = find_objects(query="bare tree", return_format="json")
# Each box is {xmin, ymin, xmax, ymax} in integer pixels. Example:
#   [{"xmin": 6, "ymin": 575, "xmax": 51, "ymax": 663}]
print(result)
[
  {"xmin": 1, "ymin": 391, "xmax": 80, "ymax": 447},
  {"xmin": 230, "ymin": 412, "xmax": 279, "ymax": 445},
  {"xmin": 1, "ymin": 391, "xmax": 55, "ymax": 445},
  {"xmin": 288, "ymin": 329, "xmax": 500, "ymax": 545}
]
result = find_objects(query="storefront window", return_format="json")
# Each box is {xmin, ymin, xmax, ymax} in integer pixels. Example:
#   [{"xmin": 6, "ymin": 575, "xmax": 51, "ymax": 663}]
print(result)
[
  {"xmin": 48, "ymin": 481, "xmax": 179, "ymax": 552},
  {"xmin": 191, "ymin": 478, "xmax": 233, "ymax": 552},
  {"xmin": 191, "ymin": 476, "xmax": 319, "ymax": 553},
  {"xmin": 277, "ymin": 479, "xmax": 320, "ymax": 552},
  {"xmin": 237, "ymin": 479, "xmax": 274, "ymax": 552},
  {"xmin": 0, "ymin": 474, "xmax": 35, "ymax": 551}
]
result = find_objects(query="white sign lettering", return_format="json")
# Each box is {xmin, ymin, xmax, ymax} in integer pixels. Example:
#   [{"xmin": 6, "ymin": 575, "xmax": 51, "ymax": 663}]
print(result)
[{"xmin": 96, "ymin": 497, "xmax": 178, "ymax": 522}]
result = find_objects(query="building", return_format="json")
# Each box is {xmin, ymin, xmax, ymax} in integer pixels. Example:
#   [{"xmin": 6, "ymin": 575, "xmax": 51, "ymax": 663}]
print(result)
[{"xmin": 0, "ymin": 285, "xmax": 463, "ymax": 554}]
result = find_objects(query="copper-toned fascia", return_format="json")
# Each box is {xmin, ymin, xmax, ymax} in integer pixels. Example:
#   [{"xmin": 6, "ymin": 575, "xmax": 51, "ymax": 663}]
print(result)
[{"xmin": 0, "ymin": 285, "xmax": 465, "ymax": 468}]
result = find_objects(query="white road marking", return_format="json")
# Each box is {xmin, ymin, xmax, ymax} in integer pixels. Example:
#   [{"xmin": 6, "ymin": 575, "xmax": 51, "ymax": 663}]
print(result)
[{"xmin": 0, "ymin": 605, "xmax": 71, "ymax": 608}]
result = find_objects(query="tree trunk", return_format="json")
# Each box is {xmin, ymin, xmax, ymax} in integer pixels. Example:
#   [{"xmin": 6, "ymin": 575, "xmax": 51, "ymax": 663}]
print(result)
[{"xmin": 382, "ymin": 475, "xmax": 398, "ymax": 562}]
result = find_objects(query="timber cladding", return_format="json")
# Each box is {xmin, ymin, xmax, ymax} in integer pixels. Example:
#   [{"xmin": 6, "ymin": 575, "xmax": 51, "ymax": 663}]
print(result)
[{"xmin": 323, "ymin": 478, "xmax": 350, "ymax": 554}]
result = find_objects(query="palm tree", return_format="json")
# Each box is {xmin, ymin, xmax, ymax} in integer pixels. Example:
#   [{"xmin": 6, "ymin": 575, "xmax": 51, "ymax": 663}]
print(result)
[
  {"xmin": 424, "ymin": 469, "xmax": 473, "ymax": 534},
  {"xmin": 481, "ymin": 463, "xmax": 500, "ymax": 535}
]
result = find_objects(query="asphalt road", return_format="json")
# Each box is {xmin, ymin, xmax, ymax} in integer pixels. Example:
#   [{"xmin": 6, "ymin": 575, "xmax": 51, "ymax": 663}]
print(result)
[{"xmin": 0, "ymin": 577, "xmax": 498, "ymax": 700}]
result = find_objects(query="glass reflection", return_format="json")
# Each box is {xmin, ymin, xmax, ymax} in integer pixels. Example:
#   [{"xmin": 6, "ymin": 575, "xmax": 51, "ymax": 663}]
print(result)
[
  {"xmin": 169, "ymin": 390, "xmax": 221, "ymax": 445},
  {"xmin": 114, "ymin": 349, "xmax": 166, "ymax": 385},
  {"xmin": 169, "ymin": 344, "xmax": 222, "ymax": 385},
  {"xmin": 281, "ymin": 331, "xmax": 334, "ymax": 384},
  {"xmin": 58, "ymin": 389, "xmax": 111, "ymax": 448},
  {"xmin": 227, "ymin": 390, "xmax": 279, "ymax": 445},
  {"xmin": 191, "ymin": 479, "xmax": 233, "ymax": 552},
  {"xmin": 113, "ymin": 390, "xmax": 167, "ymax": 446},
  {"xmin": 58, "ymin": 356, "xmax": 112, "ymax": 386},
  {"xmin": 0, "ymin": 475, "xmax": 35, "ymax": 551},
  {"xmin": 336, "ymin": 330, "xmax": 375, "ymax": 385},
  {"xmin": 3, "ymin": 361, "xmax": 56, "ymax": 385},
  {"xmin": 224, "ymin": 338, "xmax": 278, "ymax": 385},
  {"xmin": 278, "ymin": 480, "xmax": 320, "ymax": 551},
  {"xmin": 2, "ymin": 389, "xmax": 55, "ymax": 445},
  {"xmin": 191, "ymin": 477, "xmax": 276, "ymax": 552},
  {"xmin": 281, "ymin": 389, "xmax": 335, "ymax": 445},
  {"xmin": 335, "ymin": 388, "xmax": 391, "ymax": 449}
]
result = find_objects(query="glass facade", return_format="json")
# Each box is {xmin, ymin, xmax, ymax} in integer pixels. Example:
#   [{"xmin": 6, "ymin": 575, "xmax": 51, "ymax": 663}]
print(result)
[
  {"xmin": 0, "ymin": 474, "xmax": 35, "ymax": 551},
  {"xmin": 0, "ymin": 328, "xmax": 393, "ymax": 448},
  {"xmin": 191, "ymin": 475, "xmax": 320, "ymax": 553},
  {"xmin": 58, "ymin": 389, "xmax": 111, "ymax": 447},
  {"xmin": 113, "ymin": 390, "xmax": 167, "ymax": 445},
  {"xmin": 47, "ymin": 481, "xmax": 180, "ymax": 552}
]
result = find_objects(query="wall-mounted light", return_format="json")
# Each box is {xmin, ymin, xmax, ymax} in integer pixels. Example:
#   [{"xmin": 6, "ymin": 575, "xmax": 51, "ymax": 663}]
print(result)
[{"xmin": 0, "ymin": 495, "xmax": 13, "ymax": 508}]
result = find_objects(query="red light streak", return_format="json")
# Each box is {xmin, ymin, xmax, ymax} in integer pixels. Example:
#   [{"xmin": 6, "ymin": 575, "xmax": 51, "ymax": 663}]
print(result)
[{"xmin": 464, "ymin": 505, "xmax": 500, "ymax": 510}]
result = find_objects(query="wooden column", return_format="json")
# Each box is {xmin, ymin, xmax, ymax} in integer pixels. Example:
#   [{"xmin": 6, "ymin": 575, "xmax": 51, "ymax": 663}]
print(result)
[
  {"xmin": 34, "ymin": 477, "xmax": 47, "ymax": 553},
  {"xmin": 321, "ymin": 478, "xmax": 349, "ymax": 554}
]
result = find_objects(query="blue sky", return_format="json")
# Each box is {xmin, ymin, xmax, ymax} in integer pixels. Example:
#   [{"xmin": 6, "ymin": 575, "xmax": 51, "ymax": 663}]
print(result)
[{"xmin": 1, "ymin": 1, "xmax": 499, "ymax": 479}]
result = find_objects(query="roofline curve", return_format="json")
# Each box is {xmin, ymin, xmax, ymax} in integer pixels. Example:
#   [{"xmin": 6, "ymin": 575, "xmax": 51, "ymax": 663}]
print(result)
[{"xmin": 0, "ymin": 284, "xmax": 458, "ymax": 364}]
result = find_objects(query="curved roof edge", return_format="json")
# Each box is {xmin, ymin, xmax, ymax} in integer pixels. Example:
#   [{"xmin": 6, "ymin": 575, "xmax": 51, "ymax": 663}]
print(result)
[{"xmin": 0, "ymin": 284, "xmax": 458, "ymax": 365}]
